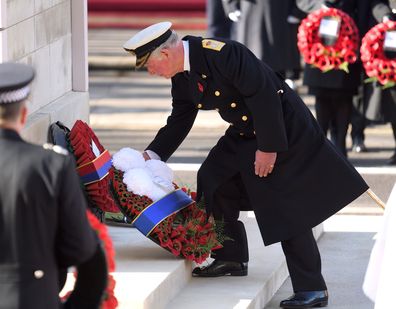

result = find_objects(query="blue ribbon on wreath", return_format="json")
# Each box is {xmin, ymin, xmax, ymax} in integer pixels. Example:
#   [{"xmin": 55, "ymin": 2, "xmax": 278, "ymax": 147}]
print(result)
[{"xmin": 132, "ymin": 189, "xmax": 194, "ymax": 236}]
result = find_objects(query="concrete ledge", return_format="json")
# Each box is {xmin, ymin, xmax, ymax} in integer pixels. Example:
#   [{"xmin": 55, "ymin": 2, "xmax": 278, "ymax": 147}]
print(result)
[
  {"xmin": 108, "ymin": 225, "xmax": 192, "ymax": 309},
  {"xmin": 22, "ymin": 91, "xmax": 89, "ymax": 144}
]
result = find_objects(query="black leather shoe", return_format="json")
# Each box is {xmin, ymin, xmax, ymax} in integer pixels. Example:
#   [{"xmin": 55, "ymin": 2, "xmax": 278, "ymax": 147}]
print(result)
[
  {"xmin": 280, "ymin": 290, "xmax": 328, "ymax": 308},
  {"xmin": 192, "ymin": 260, "xmax": 248, "ymax": 277}
]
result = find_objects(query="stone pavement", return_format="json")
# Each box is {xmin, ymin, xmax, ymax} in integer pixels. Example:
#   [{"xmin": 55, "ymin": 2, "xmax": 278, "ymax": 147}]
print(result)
[
  {"xmin": 87, "ymin": 29, "xmax": 395, "ymax": 308},
  {"xmin": 265, "ymin": 215, "xmax": 383, "ymax": 309}
]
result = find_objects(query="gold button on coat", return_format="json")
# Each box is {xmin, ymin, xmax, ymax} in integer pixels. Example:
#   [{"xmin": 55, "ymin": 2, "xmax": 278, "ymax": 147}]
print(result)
[
  {"xmin": 215, "ymin": 90, "xmax": 220, "ymax": 96},
  {"xmin": 201, "ymin": 74, "xmax": 207, "ymax": 79},
  {"xmin": 231, "ymin": 102, "xmax": 237, "ymax": 108},
  {"xmin": 197, "ymin": 104, "xmax": 202, "ymax": 109},
  {"xmin": 242, "ymin": 115, "xmax": 248, "ymax": 121},
  {"xmin": 34, "ymin": 270, "xmax": 44, "ymax": 279},
  {"xmin": 239, "ymin": 132, "xmax": 244, "ymax": 136}
]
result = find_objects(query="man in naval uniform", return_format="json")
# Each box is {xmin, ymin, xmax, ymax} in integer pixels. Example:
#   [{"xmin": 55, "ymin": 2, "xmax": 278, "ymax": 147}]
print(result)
[
  {"xmin": 123, "ymin": 22, "xmax": 369, "ymax": 308},
  {"xmin": 0, "ymin": 62, "xmax": 105, "ymax": 309}
]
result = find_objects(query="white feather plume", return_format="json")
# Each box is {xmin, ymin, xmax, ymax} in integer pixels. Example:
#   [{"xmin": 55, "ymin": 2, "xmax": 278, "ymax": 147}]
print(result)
[{"xmin": 112, "ymin": 147, "xmax": 145, "ymax": 172}]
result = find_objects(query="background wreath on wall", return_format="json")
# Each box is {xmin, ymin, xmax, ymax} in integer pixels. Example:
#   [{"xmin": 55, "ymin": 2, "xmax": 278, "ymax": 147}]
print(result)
[{"xmin": 298, "ymin": 7, "xmax": 359, "ymax": 73}]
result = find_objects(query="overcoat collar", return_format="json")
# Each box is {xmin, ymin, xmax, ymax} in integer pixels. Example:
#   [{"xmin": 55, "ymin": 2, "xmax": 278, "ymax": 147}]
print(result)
[{"xmin": 0, "ymin": 128, "xmax": 23, "ymax": 141}]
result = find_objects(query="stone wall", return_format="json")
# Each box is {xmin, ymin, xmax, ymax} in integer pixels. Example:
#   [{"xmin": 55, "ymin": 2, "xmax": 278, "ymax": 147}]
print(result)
[{"xmin": 0, "ymin": 0, "xmax": 89, "ymax": 144}]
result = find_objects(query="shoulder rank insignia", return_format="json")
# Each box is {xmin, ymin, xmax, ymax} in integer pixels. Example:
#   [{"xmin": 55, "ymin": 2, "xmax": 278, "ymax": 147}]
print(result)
[
  {"xmin": 202, "ymin": 39, "xmax": 225, "ymax": 51},
  {"xmin": 43, "ymin": 143, "xmax": 69, "ymax": 156}
]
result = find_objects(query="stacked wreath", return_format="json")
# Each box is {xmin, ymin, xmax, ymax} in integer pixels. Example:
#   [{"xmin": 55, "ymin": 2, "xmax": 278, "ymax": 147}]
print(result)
[
  {"xmin": 68, "ymin": 120, "xmax": 119, "ymax": 214},
  {"xmin": 110, "ymin": 167, "xmax": 223, "ymax": 264},
  {"xmin": 361, "ymin": 20, "xmax": 396, "ymax": 89},
  {"xmin": 298, "ymin": 7, "xmax": 359, "ymax": 72}
]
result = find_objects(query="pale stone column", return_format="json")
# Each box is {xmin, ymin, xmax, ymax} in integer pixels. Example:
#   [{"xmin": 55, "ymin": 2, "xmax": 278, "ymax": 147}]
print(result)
[{"xmin": 0, "ymin": 0, "xmax": 89, "ymax": 144}]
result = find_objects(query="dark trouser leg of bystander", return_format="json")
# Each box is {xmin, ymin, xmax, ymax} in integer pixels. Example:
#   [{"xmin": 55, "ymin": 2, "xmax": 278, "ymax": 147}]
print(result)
[
  {"xmin": 315, "ymin": 95, "xmax": 332, "ymax": 138},
  {"xmin": 351, "ymin": 89, "xmax": 368, "ymax": 153},
  {"xmin": 333, "ymin": 96, "xmax": 352, "ymax": 157},
  {"xmin": 388, "ymin": 121, "xmax": 396, "ymax": 165},
  {"xmin": 316, "ymin": 95, "xmax": 351, "ymax": 157}
]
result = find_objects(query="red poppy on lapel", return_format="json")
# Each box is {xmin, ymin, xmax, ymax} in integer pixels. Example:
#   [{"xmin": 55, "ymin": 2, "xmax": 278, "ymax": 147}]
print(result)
[{"xmin": 197, "ymin": 82, "xmax": 204, "ymax": 92}]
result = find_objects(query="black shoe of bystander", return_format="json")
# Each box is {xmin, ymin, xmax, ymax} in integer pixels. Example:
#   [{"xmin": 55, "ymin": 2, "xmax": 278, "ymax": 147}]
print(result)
[{"xmin": 352, "ymin": 138, "xmax": 367, "ymax": 153}]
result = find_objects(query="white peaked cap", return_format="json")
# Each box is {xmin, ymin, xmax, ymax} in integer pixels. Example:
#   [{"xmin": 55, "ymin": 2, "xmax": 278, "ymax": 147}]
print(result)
[{"xmin": 123, "ymin": 21, "xmax": 173, "ymax": 68}]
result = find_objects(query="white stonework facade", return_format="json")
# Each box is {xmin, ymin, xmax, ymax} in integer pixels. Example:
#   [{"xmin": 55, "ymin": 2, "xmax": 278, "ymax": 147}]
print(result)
[{"xmin": 0, "ymin": 0, "xmax": 89, "ymax": 144}]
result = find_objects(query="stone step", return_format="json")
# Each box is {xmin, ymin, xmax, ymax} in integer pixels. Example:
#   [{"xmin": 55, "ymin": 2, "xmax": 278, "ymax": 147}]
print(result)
[
  {"xmin": 108, "ymin": 225, "xmax": 192, "ymax": 309},
  {"xmin": 81, "ymin": 212, "xmax": 321, "ymax": 309},
  {"xmin": 167, "ymin": 214, "xmax": 323, "ymax": 309},
  {"xmin": 265, "ymin": 215, "xmax": 384, "ymax": 309}
]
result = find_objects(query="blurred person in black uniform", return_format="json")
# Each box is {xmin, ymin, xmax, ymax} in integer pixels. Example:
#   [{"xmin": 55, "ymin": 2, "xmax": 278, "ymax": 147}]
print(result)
[
  {"xmin": 365, "ymin": 87, "xmax": 396, "ymax": 165},
  {"xmin": 229, "ymin": 0, "xmax": 305, "ymax": 88},
  {"xmin": 0, "ymin": 63, "xmax": 106, "ymax": 309},
  {"xmin": 123, "ymin": 22, "xmax": 369, "ymax": 308},
  {"xmin": 206, "ymin": 0, "xmax": 233, "ymax": 38},
  {"xmin": 363, "ymin": 2, "xmax": 396, "ymax": 164},
  {"xmin": 297, "ymin": 0, "xmax": 393, "ymax": 157},
  {"xmin": 350, "ymin": 1, "xmax": 393, "ymax": 153}
]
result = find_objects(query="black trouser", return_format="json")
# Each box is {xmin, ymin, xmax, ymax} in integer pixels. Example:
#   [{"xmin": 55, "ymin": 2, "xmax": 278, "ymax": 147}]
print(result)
[
  {"xmin": 315, "ymin": 95, "xmax": 352, "ymax": 156},
  {"xmin": 350, "ymin": 95, "xmax": 366, "ymax": 143},
  {"xmin": 211, "ymin": 175, "xmax": 327, "ymax": 292},
  {"xmin": 391, "ymin": 121, "xmax": 396, "ymax": 153}
]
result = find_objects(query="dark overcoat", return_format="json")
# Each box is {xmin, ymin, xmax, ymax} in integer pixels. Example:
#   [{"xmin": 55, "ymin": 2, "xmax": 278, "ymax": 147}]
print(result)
[
  {"xmin": 146, "ymin": 36, "xmax": 368, "ymax": 245},
  {"xmin": 298, "ymin": 0, "xmax": 392, "ymax": 95},
  {"xmin": 0, "ymin": 129, "xmax": 97, "ymax": 309},
  {"xmin": 365, "ymin": 83, "xmax": 396, "ymax": 123},
  {"xmin": 235, "ymin": 0, "xmax": 302, "ymax": 73}
]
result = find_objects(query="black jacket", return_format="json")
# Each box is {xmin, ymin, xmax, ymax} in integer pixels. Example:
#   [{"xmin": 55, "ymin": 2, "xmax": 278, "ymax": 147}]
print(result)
[
  {"xmin": 0, "ymin": 129, "xmax": 97, "ymax": 309},
  {"xmin": 147, "ymin": 36, "xmax": 368, "ymax": 244}
]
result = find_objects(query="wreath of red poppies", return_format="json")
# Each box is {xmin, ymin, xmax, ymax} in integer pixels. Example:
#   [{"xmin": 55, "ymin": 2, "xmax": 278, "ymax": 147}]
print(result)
[
  {"xmin": 298, "ymin": 8, "xmax": 359, "ymax": 72},
  {"xmin": 62, "ymin": 121, "xmax": 118, "ymax": 307},
  {"xmin": 110, "ymin": 168, "xmax": 223, "ymax": 264},
  {"xmin": 361, "ymin": 20, "xmax": 396, "ymax": 88},
  {"xmin": 68, "ymin": 120, "xmax": 119, "ymax": 213}
]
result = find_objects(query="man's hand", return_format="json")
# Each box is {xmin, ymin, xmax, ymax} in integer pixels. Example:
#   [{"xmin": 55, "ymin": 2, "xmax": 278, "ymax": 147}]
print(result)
[{"xmin": 254, "ymin": 150, "xmax": 277, "ymax": 177}]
